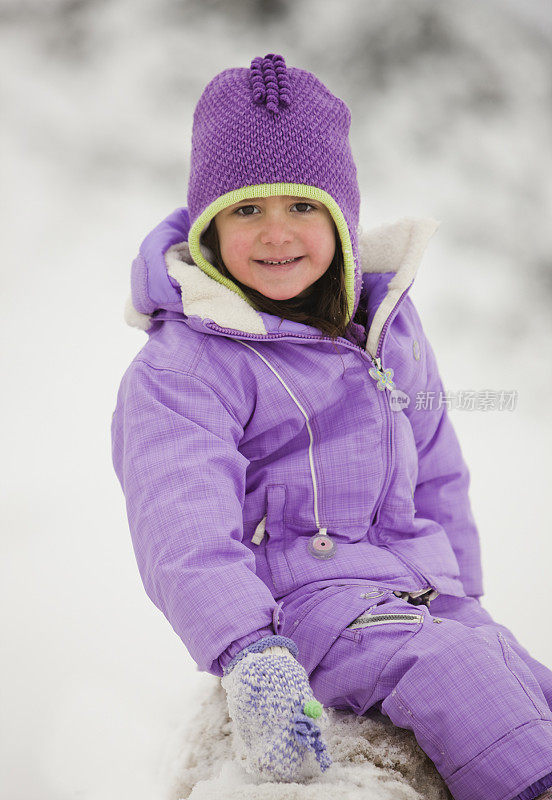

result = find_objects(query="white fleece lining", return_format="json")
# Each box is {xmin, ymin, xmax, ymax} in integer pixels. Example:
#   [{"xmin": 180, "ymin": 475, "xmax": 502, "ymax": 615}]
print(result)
[
  {"xmin": 124, "ymin": 293, "xmax": 154, "ymax": 331},
  {"xmin": 166, "ymin": 242, "xmax": 267, "ymax": 335},
  {"xmin": 126, "ymin": 216, "xmax": 440, "ymax": 359},
  {"xmin": 360, "ymin": 217, "xmax": 440, "ymax": 355}
]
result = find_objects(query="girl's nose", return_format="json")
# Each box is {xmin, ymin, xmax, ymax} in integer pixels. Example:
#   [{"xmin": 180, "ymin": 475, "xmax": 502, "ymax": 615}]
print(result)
[{"xmin": 259, "ymin": 221, "xmax": 294, "ymax": 246}]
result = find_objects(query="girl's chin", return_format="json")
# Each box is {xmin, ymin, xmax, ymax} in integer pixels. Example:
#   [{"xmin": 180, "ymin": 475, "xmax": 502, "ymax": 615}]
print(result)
[
  {"xmin": 255, "ymin": 278, "xmax": 310, "ymax": 296},
  {"xmin": 260, "ymin": 289, "xmax": 302, "ymax": 301}
]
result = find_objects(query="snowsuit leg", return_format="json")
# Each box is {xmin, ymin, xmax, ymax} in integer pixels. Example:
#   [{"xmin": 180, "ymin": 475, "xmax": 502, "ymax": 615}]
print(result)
[
  {"xmin": 428, "ymin": 593, "xmax": 552, "ymax": 714},
  {"xmin": 308, "ymin": 591, "xmax": 552, "ymax": 800}
]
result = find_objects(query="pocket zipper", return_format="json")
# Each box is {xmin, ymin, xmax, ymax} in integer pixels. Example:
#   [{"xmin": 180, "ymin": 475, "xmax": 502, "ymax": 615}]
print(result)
[{"xmin": 347, "ymin": 612, "xmax": 424, "ymax": 630}]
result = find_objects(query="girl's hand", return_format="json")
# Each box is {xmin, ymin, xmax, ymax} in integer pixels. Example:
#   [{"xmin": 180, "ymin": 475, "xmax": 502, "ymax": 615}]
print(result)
[{"xmin": 220, "ymin": 636, "xmax": 332, "ymax": 782}]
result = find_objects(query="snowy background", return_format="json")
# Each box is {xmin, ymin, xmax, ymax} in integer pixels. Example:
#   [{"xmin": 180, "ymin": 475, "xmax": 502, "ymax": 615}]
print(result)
[{"xmin": 2, "ymin": 1, "xmax": 551, "ymax": 798}]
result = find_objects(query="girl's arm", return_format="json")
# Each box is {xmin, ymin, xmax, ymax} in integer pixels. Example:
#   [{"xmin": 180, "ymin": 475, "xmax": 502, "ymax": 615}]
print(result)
[
  {"xmin": 405, "ymin": 302, "xmax": 485, "ymax": 600},
  {"xmin": 111, "ymin": 359, "xmax": 281, "ymax": 676}
]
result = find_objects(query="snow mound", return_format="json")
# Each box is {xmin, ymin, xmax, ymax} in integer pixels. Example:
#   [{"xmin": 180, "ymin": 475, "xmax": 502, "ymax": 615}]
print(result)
[{"xmin": 164, "ymin": 679, "xmax": 453, "ymax": 800}]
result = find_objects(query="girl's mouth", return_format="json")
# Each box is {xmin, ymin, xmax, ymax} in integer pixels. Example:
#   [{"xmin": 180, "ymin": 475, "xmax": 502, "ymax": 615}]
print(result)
[{"xmin": 254, "ymin": 256, "xmax": 304, "ymax": 270}]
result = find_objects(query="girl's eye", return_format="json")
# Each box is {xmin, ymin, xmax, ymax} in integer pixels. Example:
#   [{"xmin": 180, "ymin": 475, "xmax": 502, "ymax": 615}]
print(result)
[
  {"xmin": 234, "ymin": 202, "xmax": 316, "ymax": 216},
  {"xmin": 293, "ymin": 202, "xmax": 315, "ymax": 213},
  {"xmin": 235, "ymin": 205, "xmax": 259, "ymax": 216}
]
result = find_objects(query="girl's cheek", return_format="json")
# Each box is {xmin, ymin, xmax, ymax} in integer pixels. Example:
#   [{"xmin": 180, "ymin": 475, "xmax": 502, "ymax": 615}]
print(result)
[
  {"xmin": 307, "ymin": 222, "xmax": 335, "ymax": 247},
  {"xmin": 236, "ymin": 238, "xmax": 258, "ymax": 261},
  {"xmin": 222, "ymin": 238, "xmax": 253, "ymax": 267}
]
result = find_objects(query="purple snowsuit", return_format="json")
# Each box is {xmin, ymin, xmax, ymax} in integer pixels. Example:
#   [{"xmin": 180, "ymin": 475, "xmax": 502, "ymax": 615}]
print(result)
[{"xmin": 111, "ymin": 208, "xmax": 552, "ymax": 800}]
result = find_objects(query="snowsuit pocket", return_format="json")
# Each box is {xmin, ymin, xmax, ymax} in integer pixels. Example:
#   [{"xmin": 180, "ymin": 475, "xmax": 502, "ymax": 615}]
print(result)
[
  {"xmin": 263, "ymin": 485, "xmax": 295, "ymax": 595},
  {"xmin": 340, "ymin": 601, "xmax": 427, "ymax": 712},
  {"xmin": 497, "ymin": 632, "xmax": 550, "ymax": 718},
  {"xmin": 341, "ymin": 589, "xmax": 424, "ymax": 642},
  {"xmin": 307, "ymin": 591, "xmax": 427, "ymax": 713},
  {"xmin": 337, "ymin": 588, "xmax": 395, "ymax": 641},
  {"xmin": 346, "ymin": 611, "xmax": 425, "ymax": 630},
  {"xmin": 283, "ymin": 585, "xmax": 396, "ymax": 674}
]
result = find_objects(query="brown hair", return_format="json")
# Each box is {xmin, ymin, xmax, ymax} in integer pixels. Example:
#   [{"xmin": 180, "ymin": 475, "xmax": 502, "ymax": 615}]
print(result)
[{"xmin": 200, "ymin": 217, "xmax": 366, "ymax": 341}]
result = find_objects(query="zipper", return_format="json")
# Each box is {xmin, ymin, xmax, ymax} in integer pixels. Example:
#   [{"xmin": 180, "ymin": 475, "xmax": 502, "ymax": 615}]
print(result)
[
  {"xmin": 229, "ymin": 339, "xmax": 329, "ymax": 540},
  {"xmin": 347, "ymin": 612, "xmax": 424, "ymax": 629},
  {"xmin": 375, "ymin": 284, "xmax": 412, "ymax": 360},
  {"xmin": 370, "ymin": 379, "xmax": 433, "ymax": 592},
  {"xmin": 205, "ymin": 322, "xmax": 370, "ymax": 358},
  {"xmin": 366, "ymin": 283, "xmax": 436, "ymax": 593},
  {"xmin": 368, "ymin": 377, "xmax": 393, "ymax": 531},
  {"xmin": 369, "ymin": 388, "xmax": 432, "ymax": 590},
  {"xmin": 366, "ymin": 290, "xmax": 413, "ymax": 529},
  {"xmin": 208, "ymin": 287, "xmax": 434, "ymax": 586}
]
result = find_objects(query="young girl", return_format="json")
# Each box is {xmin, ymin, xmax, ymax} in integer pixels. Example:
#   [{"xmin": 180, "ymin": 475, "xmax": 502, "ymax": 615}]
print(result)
[{"xmin": 111, "ymin": 53, "xmax": 552, "ymax": 800}]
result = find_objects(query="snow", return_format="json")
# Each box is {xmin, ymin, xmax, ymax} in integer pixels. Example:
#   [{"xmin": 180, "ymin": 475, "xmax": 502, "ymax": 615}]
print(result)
[
  {"xmin": 1, "ymin": 1, "xmax": 551, "ymax": 798},
  {"xmin": 164, "ymin": 681, "xmax": 452, "ymax": 800}
]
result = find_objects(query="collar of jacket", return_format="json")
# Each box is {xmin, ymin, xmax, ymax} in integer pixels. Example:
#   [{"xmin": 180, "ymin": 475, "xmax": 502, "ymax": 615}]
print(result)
[{"xmin": 125, "ymin": 209, "xmax": 440, "ymax": 359}]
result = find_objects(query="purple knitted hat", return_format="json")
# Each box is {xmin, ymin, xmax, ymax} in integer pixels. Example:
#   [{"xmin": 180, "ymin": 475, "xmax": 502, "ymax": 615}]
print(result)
[{"xmin": 187, "ymin": 53, "xmax": 362, "ymax": 323}]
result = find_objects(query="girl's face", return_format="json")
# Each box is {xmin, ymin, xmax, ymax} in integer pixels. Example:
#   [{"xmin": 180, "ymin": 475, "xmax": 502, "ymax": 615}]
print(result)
[{"xmin": 213, "ymin": 195, "xmax": 336, "ymax": 301}]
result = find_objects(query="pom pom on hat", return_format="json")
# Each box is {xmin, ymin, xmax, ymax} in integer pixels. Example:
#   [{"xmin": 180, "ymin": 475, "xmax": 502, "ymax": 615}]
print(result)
[{"xmin": 249, "ymin": 53, "xmax": 292, "ymax": 115}]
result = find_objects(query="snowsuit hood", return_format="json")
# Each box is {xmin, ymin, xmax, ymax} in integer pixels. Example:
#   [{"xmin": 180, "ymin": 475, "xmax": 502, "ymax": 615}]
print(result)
[{"xmin": 124, "ymin": 205, "xmax": 440, "ymax": 359}]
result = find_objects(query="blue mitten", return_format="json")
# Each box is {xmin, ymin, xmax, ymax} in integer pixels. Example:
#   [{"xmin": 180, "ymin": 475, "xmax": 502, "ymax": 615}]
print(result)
[{"xmin": 220, "ymin": 635, "xmax": 332, "ymax": 782}]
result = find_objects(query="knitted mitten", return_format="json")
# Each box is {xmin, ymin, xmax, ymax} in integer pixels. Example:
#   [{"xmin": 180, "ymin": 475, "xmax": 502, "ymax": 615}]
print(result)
[{"xmin": 220, "ymin": 635, "xmax": 332, "ymax": 782}]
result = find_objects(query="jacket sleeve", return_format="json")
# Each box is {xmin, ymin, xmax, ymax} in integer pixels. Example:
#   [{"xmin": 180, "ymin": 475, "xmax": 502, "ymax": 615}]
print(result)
[
  {"xmin": 405, "ymin": 307, "xmax": 485, "ymax": 600},
  {"xmin": 110, "ymin": 359, "xmax": 280, "ymax": 676}
]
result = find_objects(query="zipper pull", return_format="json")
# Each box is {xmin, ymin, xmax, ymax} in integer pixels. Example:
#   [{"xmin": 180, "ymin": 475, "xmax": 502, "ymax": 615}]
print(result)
[
  {"xmin": 369, "ymin": 356, "xmax": 396, "ymax": 392},
  {"xmin": 307, "ymin": 527, "xmax": 337, "ymax": 559}
]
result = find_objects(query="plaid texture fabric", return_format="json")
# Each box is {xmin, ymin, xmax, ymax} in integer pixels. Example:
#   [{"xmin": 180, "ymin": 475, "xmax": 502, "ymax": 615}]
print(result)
[
  {"xmin": 111, "ymin": 207, "xmax": 552, "ymax": 799},
  {"xmin": 112, "ymin": 291, "xmax": 477, "ymax": 674},
  {"xmin": 304, "ymin": 590, "xmax": 552, "ymax": 800},
  {"xmin": 515, "ymin": 775, "xmax": 552, "ymax": 800}
]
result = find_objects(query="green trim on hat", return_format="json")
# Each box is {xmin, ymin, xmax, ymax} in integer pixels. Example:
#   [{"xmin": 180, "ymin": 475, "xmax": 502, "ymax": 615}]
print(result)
[{"xmin": 187, "ymin": 183, "xmax": 355, "ymax": 325}]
